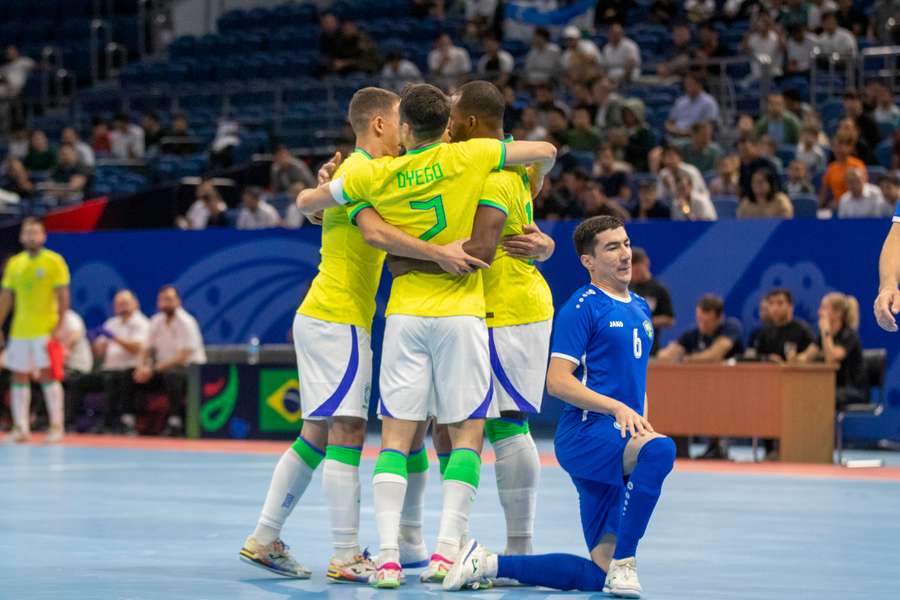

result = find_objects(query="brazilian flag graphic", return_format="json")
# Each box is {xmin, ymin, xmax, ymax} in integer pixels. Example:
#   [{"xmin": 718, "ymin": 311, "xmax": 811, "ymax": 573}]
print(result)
[{"xmin": 259, "ymin": 369, "xmax": 303, "ymax": 432}]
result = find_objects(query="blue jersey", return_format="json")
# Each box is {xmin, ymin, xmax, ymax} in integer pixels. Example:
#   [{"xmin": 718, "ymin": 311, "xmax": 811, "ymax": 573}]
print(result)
[{"xmin": 550, "ymin": 284, "xmax": 653, "ymax": 416}]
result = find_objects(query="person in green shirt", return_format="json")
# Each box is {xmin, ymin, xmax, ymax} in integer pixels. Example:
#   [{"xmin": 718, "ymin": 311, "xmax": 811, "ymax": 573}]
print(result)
[
  {"xmin": 567, "ymin": 106, "xmax": 604, "ymax": 153},
  {"xmin": 753, "ymin": 92, "xmax": 801, "ymax": 145},
  {"xmin": 677, "ymin": 121, "xmax": 723, "ymax": 173}
]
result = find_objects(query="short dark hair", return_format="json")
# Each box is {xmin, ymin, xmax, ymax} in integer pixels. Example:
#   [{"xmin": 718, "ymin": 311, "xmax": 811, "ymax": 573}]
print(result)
[
  {"xmin": 697, "ymin": 294, "xmax": 725, "ymax": 316},
  {"xmin": 843, "ymin": 89, "xmax": 860, "ymax": 101},
  {"xmin": 573, "ymin": 216, "xmax": 625, "ymax": 256},
  {"xmin": 878, "ymin": 173, "xmax": 900, "ymax": 186},
  {"xmin": 631, "ymin": 247, "xmax": 648, "ymax": 265},
  {"xmin": 455, "ymin": 80, "xmax": 505, "ymax": 129},
  {"xmin": 243, "ymin": 186, "xmax": 263, "ymax": 199},
  {"xmin": 662, "ymin": 143, "xmax": 683, "ymax": 157},
  {"xmin": 400, "ymin": 83, "xmax": 450, "ymax": 142},
  {"xmin": 347, "ymin": 87, "xmax": 400, "ymax": 136},
  {"xmin": 534, "ymin": 27, "xmax": 550, "ymax": 40},
  {"xmin": 158, "ymin": 284, "xmax": 180, "ymax": 297},
  {"xmin": 114, "ymin": 112, "xmax": 128, "ymax": 123},
  {"xmin": 547, "ymin": 106, "xmax": 568, "ymax": 121},
  {"xmin": 765, "ymin": 288, "xmax": 793, "ymax": 304},
  {"xmin": 21, "ymin": 216, "xmax": 44, "ymax": 229}
]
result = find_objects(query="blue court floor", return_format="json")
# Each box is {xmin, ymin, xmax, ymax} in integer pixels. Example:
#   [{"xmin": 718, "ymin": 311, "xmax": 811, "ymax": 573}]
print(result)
[{"xmin": 2, "ymin": 441, "xmax": 900, "ymax": 600}]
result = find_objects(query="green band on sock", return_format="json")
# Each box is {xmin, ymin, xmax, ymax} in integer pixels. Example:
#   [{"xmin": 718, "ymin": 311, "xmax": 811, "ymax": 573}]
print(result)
[
  {"xmin": 291, "ymin": 436, "xmax": 325, "ymax": 470},
  {"xmin": 407, "ymin": 447, "xmax": 429, "ymax": 473},
  {"xmin": 443, "ymin": 448, "xmax": 482, "ymax": 489},
  {"xmin": 326, "ymin": 445, "xmax": 361, "ymax": 467},
  {"xmin": 485, "ymin": 418, "xmax": 530, "ymax": 443},
  {"xmin": 438, "ymin": 453, "xmax": 450, "ymax": 476},
  {"xmin": 11, "ymin": 383, "xmax": 29, "ymax": 389},
  {"xmin": 373, "ymin": 450, "xmax": 408, "ymax": 479}
]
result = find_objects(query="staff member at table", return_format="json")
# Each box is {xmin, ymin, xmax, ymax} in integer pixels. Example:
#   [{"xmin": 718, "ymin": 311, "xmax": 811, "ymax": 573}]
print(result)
[
  {"xmin": 656, "ymin": 294, "xmax": 744, "ymax": 459},
  {"xmin": 753, "ymin": 288, "xmax": 814, "ymax": 362},
  {"xmin": 797, "ymin": 292, "xmax": 866, "ymax": 408}
]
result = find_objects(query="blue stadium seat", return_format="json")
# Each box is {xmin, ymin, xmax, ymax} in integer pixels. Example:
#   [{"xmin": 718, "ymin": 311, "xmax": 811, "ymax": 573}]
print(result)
[
  {"xmin": 776, "ymin": 145, "xmax": 796, "ymax": 166},
  {"xmin": 792, "ymin": 195, "xmax": 818, "ymax": 218},
  {"xmin": 875, "ymin": 140, "xmax": 893, "ymax": 168},
  {"xmin": 712, "ymin": 196, "xmax": 738, "ymax": 219}
]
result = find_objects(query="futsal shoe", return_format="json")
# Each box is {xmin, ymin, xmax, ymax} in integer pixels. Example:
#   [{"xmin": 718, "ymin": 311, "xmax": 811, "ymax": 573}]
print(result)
[
  {"xmin": 5, "ymin": 427, "xmax": 30, "ymax": 443},
  {"xmin": 327, "ymin": 550, "xmax": 376, "ymax": 583},
  {"xmin": 603, "ymin": 557, "xmax": 642, "ymax": 598},
  {"xmin": 239, "ymin": 536, "xmax": 311, "ymax": 578},
  {"xmin": 371, "ymin": 562, "xmax": 403, "ymax": 588},
  {"xmin": 420, "ymin": 553, "xmax": 454, "ymax": 583},
  {"xmin": 46, "ymin": 426, "xmax": 64, "ymax": 444},
  {"xmin": 442, "ymin": 539, "xmax": 494, "ymax": 591},
  {"xmin": 399, "ymin": 538, "xmax": 429, "ymax": 569}
]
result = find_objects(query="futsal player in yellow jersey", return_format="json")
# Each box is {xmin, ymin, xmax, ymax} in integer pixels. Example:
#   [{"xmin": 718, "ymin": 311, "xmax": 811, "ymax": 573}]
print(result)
[
  {"xmin": 0, "ymin": 217, "xmax": 70, "ymax": 443},
  {"xmin": 301, "ymin": 83, "xmax": 556, "ymax": 587},
  {"xmin": 240, "ymin": 88, "xmax": 486, "ymax": 584}
]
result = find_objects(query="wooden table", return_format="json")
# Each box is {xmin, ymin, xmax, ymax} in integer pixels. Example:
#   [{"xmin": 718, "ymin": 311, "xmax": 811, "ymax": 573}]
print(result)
[{"xmin": 646, "ymin": 362, "xmax": 837, "ymax": 464}]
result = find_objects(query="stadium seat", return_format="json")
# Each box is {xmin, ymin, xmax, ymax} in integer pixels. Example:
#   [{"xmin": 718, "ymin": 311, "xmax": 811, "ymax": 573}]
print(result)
[
  {"xmin": 712, "ymin": 196, "xmax": 738, "ymax": 219},
  {"xmin": 835, "ymin": 348, "xmax": 887, "ymax": 466},
  {"xmin": 875, "ymin": 140, "xmax": 893, "ymax": 168},
  {"xmin": 776, "ymin": 145, "xmax": 796, "ymax": 166},
  {"xmin": 791, "ymin": 195, "xmax": 818, "ymax": 218}
]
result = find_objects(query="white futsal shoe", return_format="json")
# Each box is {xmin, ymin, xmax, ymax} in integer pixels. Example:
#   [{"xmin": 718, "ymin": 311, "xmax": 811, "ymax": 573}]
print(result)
[
  {"xmin": 46, "ymin": 426, "xmax": 64, "ymax": 444},
  {"xmin": 6, "ymin": 426, "xmax": 30, "ymax": 443},
  {"xmin": 604, "ymin": 556, "xmax": 642, "ymax": 598},
  {"xmin": 442, "ymin": 539, "xmax": 495, "ymax": 591}
]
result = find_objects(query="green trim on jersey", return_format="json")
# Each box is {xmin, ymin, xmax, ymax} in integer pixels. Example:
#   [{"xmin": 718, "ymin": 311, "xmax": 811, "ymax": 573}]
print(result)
[
  {"xmin": 348, "ymin": 201, "xmax": 374, "ymax": 225},
  {"xmin": 353, "ymin": 147, "xmax": 373, "ymax": 159},
  {"xmin": 478, "ymin": 199, "xmax": 509, "ymax": 215},
  {"xmin": 406, "ymin": 141, "xmax": 441, "ymax": 155}
]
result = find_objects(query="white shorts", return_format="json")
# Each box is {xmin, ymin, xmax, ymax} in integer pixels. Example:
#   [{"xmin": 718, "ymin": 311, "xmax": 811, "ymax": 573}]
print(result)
[
  {"xmin": 487, "ymin": 319, "xmax": 552, "ymax": 417},
  {"xmin": 379, "ymin": 314, "xmax": 491, "ymax": 424},
  {"xmin": 293, "ymin": 314, "xmax": 373, "ymax": 421},
  {"xmin": 3, "ymin": 337, "xmax": 50, "ymax": 374}
]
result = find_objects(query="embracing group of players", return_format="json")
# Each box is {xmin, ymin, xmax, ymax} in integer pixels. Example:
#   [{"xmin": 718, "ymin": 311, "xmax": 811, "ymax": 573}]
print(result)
[{"xmin": 238, "ymin": 81, "xmax": 675, "ymax": 598}]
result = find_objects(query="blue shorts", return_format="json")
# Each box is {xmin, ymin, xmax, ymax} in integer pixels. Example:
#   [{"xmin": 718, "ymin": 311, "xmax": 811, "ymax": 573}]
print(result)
[{"xmin": 554, "ymin": 410, "xmax": 631, "ymax": 551}]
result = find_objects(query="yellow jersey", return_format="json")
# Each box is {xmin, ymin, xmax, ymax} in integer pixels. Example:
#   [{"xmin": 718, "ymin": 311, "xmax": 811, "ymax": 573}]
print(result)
[
  {"xmin": 337, "ymin": 138, "xmax": 506, "ymax": 318},
  {"xmin": 297, "ymin": 149, "xmax": 386, "ymax": 331},
  {"xmin": 1, "ymin": 249, "xmax": 70, "ymax": 339},
  {"xmin": 478, "ymin": 166, "xmax": 554, "ymax": 328}
]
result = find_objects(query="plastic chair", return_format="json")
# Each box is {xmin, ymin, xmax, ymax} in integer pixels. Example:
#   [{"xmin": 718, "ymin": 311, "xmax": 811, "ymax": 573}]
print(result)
[
  {"xmin": 835, "ymin": 349, "xmax": 886, "ymax": 466},
  {"xmin": 791, "ymin": 195, "xmax": 818, "ymax": 218},
  {"xmin": 712, "ymin": 196, "xmax": 738, "ymax": 219}
]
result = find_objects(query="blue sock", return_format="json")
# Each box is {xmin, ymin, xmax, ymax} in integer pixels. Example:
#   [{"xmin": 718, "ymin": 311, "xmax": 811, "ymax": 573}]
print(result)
[
  {"xmin": 613, "ymin": 437, "xmax": 676, "ymax": 560},
  {"xmin": 497, "ymin": 554, "xmax": 607, "ymax": 591}
]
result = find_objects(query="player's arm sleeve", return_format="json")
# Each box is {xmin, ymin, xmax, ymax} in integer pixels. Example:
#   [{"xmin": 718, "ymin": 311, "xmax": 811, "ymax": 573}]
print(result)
[
  {"xmin": 550, "ymin": 301, "xmax": 594, "ymax": 366},
  {"xmin": 461, "ymin": 138, "xmax": 507, "ymax": 175},
  {"xmin": 53, "ymin": 257, "xmax": 70, "ymax": 287}
]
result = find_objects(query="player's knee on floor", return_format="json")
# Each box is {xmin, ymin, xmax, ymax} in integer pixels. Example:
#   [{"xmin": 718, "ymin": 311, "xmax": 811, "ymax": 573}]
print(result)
[{"xmin": 635, "ymin": 436, "xmax": 676, "ymax": 490}]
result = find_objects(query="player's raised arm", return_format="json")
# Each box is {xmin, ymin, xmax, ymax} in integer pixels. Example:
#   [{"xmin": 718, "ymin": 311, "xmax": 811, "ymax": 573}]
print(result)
[
  {"xmin": 503, "ymin": 140, "xmax": 557, "ymax": 172},
  {"xmin": 295, "ymin": 179, "xmax": 341, "ymax": 217},
  {"xmin": 875, "ymin": 222, "xmax": 900, "ymax": 332}
]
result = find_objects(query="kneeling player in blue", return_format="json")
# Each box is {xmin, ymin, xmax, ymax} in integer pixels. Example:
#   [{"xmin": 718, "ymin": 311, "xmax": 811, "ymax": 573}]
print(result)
[{"xmin": 444, "ymin": 216, "xmax": 676, "ymax": 598}]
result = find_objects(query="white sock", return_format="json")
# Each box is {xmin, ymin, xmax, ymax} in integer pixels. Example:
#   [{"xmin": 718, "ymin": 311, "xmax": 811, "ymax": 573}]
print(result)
[
  {"xmin": 42, "ymin": 382, "xmax": 65, "ymax": 430},
  {"xmin": 253, "ymin": 449, "xmax": 316, "ymax": 545},
  {"xmin": 373, "ymin": 472, "xmax": 407, "ymax": 565},
  {"xmin": 494, "ymin": 433, "xmax": 540, "ymax": 554},
  {"xmin": 323, "ymin": 458, "xmax": 361, "ymax": 561},
  {"xmin": 11, "ymin": 385, "xmax": 31, "ymax": 433},
  {"xmin": 435, "ymin": 479, "xmax": 476, "ymax": 559},
  {"xmin": 399, "ymin": 470, "xmax": 427, "ymax": 548}
]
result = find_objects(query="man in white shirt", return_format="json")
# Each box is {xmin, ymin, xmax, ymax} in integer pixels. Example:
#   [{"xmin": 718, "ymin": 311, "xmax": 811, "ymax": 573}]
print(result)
[
  {"xmin": 427, "ymin": 33, "xmax": 471, "ymax": 85},
  {"xmin": 785, "ymin": 24, "xmax": 818, "ymax": 75},
  {"xmin": 602, "ymin": 23, "xmax": 641, "ymax": 83},
  {"xmin": 110, "ymin": 113, "xmax": 146, "ymax": 160},
  {"xmin": 476, "ymin": 35, "xmax": 514, "ymax": 84},
  {"xmin": 60, "ymin": 127, "xmax": 96, "ymax": 169},
  {"xmin": 838, "ymin": 168, "xmax": 892, "ymax": 218},
  {"xmin": 95, "ymin": 290, "xmax": 150, "ymax": 434},
  {"xmin": 671, "ymin": 170, "xmax": 718, "ymax": 221},
  {"xmin": 524, "ymin": 27, "xmax": 561, "ymax": 85},
  {"xmin": 0, "ymin": 46, "xmax": 36, "ymax": 99},
  {"xmin": 657, "ymin": 144, "xmax": 712, "ymax": 206},
  {"xmin": 561, "ymin": 26, "xmax": 602, "ymax": 82},
  {"xmin": 237, "ymin": 187, "xmax": 281, "ymax": 230},
  {"xmin": 816, "ymin": 11, "xmax": 857, "ymax": 58},
  {"xmin": 134, "ymin": 286, "xmax": 206, "ymax": 436}
]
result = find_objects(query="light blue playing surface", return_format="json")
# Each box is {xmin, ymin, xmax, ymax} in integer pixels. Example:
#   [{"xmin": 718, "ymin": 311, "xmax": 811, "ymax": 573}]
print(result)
[{"xmin": 2, "ymin": 443, "xmax": 899, "ymax": 599}]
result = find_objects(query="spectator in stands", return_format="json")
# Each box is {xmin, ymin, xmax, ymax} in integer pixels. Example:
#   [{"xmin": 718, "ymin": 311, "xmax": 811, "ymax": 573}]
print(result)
[
  {"xmin": 649, "ymin": 0, "xmax": 679, "ymax": 24},
  {"xmin": 709, "ymin": 154, "xmax": 741, "ymax": 196},
  {"xmin": 593, "ymin": 144, "xmax": 631, "ymax": 202},
  {"xmin": 869, "ymin": 82, "xmax": 900, "ymax": 129},
  {"xmin": 544, "ymin": 169, "xmax": 589, "ymax": 219},
  {"xmin": 666, "ymin": 72, "xmax": 720, "ymax": 139},
  {"xmin": 0, "ymin": 46, "xmax": 35, "ymax": 100},
  {"xmin": 678, "ymin": 121, "xmax": 723, "ymax": 173},
  {"xmin": 738, "ymin": 168, "xmax": 794, "ymax": 219},
  {"xmin": 237, "ymin": 187, "xmax": 281, "ymax": 230},
  {"xmin": 693, "ymin": 22, "xmax": 729, "ymax": 75},
  {"xmin": 671, "ymin": 170, "xmax": 717, "ymax": 220},
  {"xmin": 463, "ymin": 0, "xmax": 497, "ymax": 39},
  {"xmin": 142, "ymin": 112, "xmax": 164, "ymax": 155},
  {"xmin": 412, "ymin": 0, "xmax": 445, "ymax": 19},
  {"xmin": 380, "ymin": 49, "xmax": 423, "ymax": 93},
  {"xmin": 631, "ymin": 179, "xmax": 671, "ymax": 220},
  {"xmin": 657, "ymin": 293, "xmax": 743, "ymax": 459},
  {"xmin": 657, "ymin": 144, "xmax": 711, "ymax": 205},
  {"xmin": 90, "ymin": 117, "xmax": 112, "ymax": 156},
  {"xmin": 560, "ymin": 26, "xmax": 602, "ymax": 83},
  {"xmin": 601, "ymin": 23, "xmax": 640, "ymax": 84},
  {"xmin": 684, "ymin": 0, "xmax": 715, "ymax": 22},
  {"xmin": 133, "ymin": 285, "xmax": 206, "ymax": 436},
  {"xmin": 786, "ymin": 159, "xmax": 815, "ymax": 196},
  {"xmin": 837, "ymin": 168, "xmax": 891, "ymax": 218},
  {"xmin": 815, "ymin": 11, "xmax": 857, "ymax": 60},
  {"xmin": 879, "ymin": 174, "xmax": 900, "ymax": 212},
  {"xmin": 567, "ymin": 107, "xmax": 603, "ymax": 153},
  {"xmin": 797, "ymin": 292, "xmax": 866, "ymax": 407},
  {"xmin": 758, "ymin": 135, "xmax": 784, "ymax": 173},
  {"xmin": 534, "ymin": 83, "xmax": 570, "ymax": 127},
  {"xmin": 270, "ymin": 145, "xmax": 316, "ymax": 196},
  {"xmin": 546, "ymin": 107, "xmax": 570, "ymax": 143},
  {"xmin": 477, "ymin": 35, "xmax": 514, "ymax": 85},
  {"xmin": 60, "ymin": 127, "xmax": 95, "ymax": 169},
  {"xmin": 870, "ymin": 0, "xmax": 900, "ymax": 44},
  {"xmin": 821, "ymin": 135, "xmax": 866, "ymax": 209},
  {"xmin": 428, "ymin": 34, "xmax": 472, "ymax": 85},
  {"xmin": 209, "ymin": 119, "xmax": 240, "ymax": 171},
  {"xmin": 844, "ymin": 90, "xmax": 882, "ymax": 152},
  {"xmin": 48, "ymin": 144, "xmax": 92, "ymax": 203},
  {"xmin": 778, "ymin": 0, "xmax": 811, "ymax": 30},
  {"xmin": 518, "ymin": 106, "xmax": 547, "ymax": 141},
  {"xmin": 742, "ymin": 13, "xmax": 783, "ymax": 79},
  {"xmin": 617, "ymin": 98, "xmax": 655, "ymax": 172},
  {"xmin": 785, "ymin": 24, "xmax": 818, "ymax": 76},
  {"xmin": 595, "ymin": 0, "xmax": 635, "ymax": 26},
  {"xmin": 579, "ymin": 181, "xmax": 631, "ymax": 220},
  {"xmin": 630, "ymin": 247, "xmax": 675, "ymax": 354},
  {"xmin": 754, "ymin": 92, "xmax": 802, "ymax": 146},
  {"xmin": 835, "ymin": 0, "xmax": 868, "ymax": 37},
  {"xmin": 110, "ymin": 113, "xmax": 145, "ymax": 160},
  {"xmin": 282, "ymin": 202, "xmax": 306, "ymax": 229},
  {"xmin": 180, "ymin": 180, "xmax": 229, "ymax": 230},
  {"xmin": 331, "ymin": 21, "xmax": 379, "ymax": 74},
  {"xmin": 524, "ymin": 27, "xmax": 562, "ymax": 86},
  {"xmin": 1, "ymin": 156, "xmax": 34, "ymax": 198},
  {"xmin": 8, "ymin": 127, "xmax": 28, "ymax": 160},
  {"xmin": 795, "ymin": 125, "xmax": 828, "ymax": 174},
  {"xmin": 590, "ymin": 76, "xmax": 622, "ymax": 133},
  {"xmin": 318, "ymin": 12, "xmax": 342, "ymax": 67},
  {"xmin": 737, "ymin": 136, "xmax": 779, "ymax": 199},
  {"xmin": 24, "ymin": 130, "xmax": 56, "ymax": 172},
  {"xmin": 94, "ymin": 290, "xmax": 150, "ymax": 435},
  {"xmin": 161, "ymin": 113, "xmax": 199, "ymax": 155},
  {"xmin": 656, "ymin": 22, "xmax": 694, "ymax": 80}
]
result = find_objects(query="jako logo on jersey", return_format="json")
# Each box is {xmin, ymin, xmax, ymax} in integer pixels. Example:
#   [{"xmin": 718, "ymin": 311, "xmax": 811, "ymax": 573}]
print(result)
[
  {"xmin": 609, "ymin": 320, "xmax": 624, "ymax": 327},
  {"xmin": 643, "ymin": 320, "xmax": 654, "ymax": 340}
]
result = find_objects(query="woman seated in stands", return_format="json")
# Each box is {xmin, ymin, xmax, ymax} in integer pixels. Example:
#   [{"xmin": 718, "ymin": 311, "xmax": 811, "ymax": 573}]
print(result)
[
  {"xmin": 737, "ymin": 167, "xmax": 793, "ymax": 219},
  {"xmin": 797, "ymin": 292, "xmax": 867, "ymax": 407}
]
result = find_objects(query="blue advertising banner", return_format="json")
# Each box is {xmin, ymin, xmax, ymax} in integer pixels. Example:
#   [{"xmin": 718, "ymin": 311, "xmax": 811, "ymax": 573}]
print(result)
[{"xmin": 45, "ymin": 219, "xmax": 899, "ymax": 443}]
